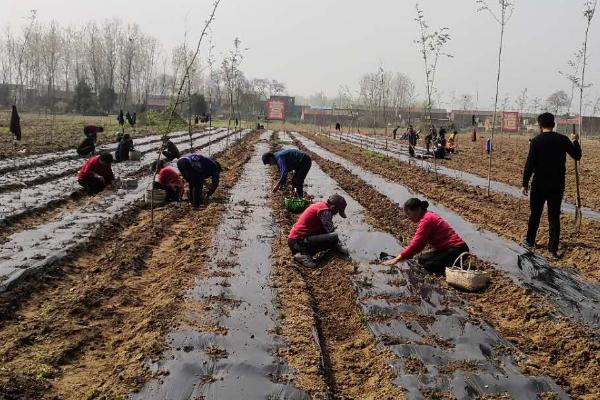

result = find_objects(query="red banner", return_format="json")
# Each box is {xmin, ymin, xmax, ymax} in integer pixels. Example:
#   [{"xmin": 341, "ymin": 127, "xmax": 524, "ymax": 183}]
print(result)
[
  {"xmin": 502, "ymin": 112, "xmax": 519, "ymax": 132},
  {"xmin": 266, "ymin": 99, "xmax": 286, "ymax": 121}
]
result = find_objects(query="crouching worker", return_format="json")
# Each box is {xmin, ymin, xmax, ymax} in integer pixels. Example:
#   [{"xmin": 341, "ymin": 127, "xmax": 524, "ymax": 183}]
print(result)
[
  {"xmin": 77, "ymin": 152, "xmax": 115, "ymax": 195},
  {"xmin": 176, "ymin": 153, "xmax": 221, "ymax": 208},
  {"xmin": 77, "ymin": 125, "xmax": 104, "ymax": 157},
  {"xmin": 288, "ymin": 194, "xmax": 349, "ymax": 268},
  {"xmin": 262, "ymin": 148, "xmax": 312, "ymax": 197},
  {"xmin": 162, "ymin": 138, "xmax": 181, "ymax": 161},
  {"xmin": 115, "ymin": 133, "xmax": 134, "ymax": 162},
  {"xmin": 383, "ymin": 198, "xmax": 469, "ymax": 274},
  {"xmin": 152, "ymin": 160, "xmax": 184, "ymax": 202}
]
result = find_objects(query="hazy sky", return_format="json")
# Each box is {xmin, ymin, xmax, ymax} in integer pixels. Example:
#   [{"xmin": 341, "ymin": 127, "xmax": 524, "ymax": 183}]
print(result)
[{"xmin": 2, "ymin": 0, "xmax": 600, "ymax": 110}]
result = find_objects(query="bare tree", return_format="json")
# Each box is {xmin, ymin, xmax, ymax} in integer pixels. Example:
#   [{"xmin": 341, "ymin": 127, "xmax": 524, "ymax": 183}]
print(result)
[
  {"xmin": 559, "ymin": 50, "xmax": 584, "ymax": 116},
  {"xmin": 14, "ymin": 10, "xmax": 37, "ymax": 105},
  {"xmin": 546, "ymin": 90, "xmax": 569, "ymax": 115},
  {"xmin": 516, "ymin": 87, "xmax": 528, "ymax": 115},
  {"xmin": 415, "ymin": 3, "xmax": 452, "ymax": 124},
  {"xmin": 476, "ymin": 0, "xmax": 515, "ymax": 195},
  {"xmin": 578, "ymin": 0, "xmax": 597, "ymax": 138}
]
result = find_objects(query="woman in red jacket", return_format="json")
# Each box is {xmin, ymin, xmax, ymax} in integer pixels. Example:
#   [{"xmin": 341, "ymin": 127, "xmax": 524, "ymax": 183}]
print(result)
[
  {"xmin": 383, "ymin": 198, "xmax": 469, "ymax": 274},
  {"xmin": 152, "ymin": 160, "xmax": 184, "ymax": 202}
]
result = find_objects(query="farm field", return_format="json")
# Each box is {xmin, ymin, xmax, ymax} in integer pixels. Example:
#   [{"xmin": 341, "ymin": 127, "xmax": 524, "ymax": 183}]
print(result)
[
  {"xmin": 0, "ymin": 129, "xmax": 597, "ymax": 400},
  {"xmin": 2, "ymin": 0, "xmax": 600, "ymax": 399}
]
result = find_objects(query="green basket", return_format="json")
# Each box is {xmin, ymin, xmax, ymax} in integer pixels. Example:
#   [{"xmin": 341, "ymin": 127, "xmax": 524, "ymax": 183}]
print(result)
[{"xmin": 284, "ymin": 197, "xmax": 311, "ymax": 214}]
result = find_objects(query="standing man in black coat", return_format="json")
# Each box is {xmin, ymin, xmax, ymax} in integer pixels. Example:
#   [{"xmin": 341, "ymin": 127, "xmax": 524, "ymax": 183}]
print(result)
[{"xmin": 522, "ymin": 113, "xmax": 582, "ymax": 258}]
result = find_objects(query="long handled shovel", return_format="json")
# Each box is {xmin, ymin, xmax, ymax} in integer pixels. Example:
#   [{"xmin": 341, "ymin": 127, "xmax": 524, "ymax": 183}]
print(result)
[
  {"xmin": 573, "ymin": 124, "xmax": 582, "ymax": 233},
  {"xmin": 574, "ymin": 159, "xmax": 582, "ymax": 233}
]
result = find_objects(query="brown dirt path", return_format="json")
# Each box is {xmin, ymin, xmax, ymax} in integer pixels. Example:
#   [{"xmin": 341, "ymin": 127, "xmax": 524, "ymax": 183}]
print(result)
[
  {"xmin": 268, "ymin": 134, "xmax": 404, "ymax": 400},
  {"xmin": 305, "ymin": 132, "xmax": 600, "ymax": 283},
  {"xmin": 298, "ymin": 141, "xmax": 600, "ymax": 399},
  {"xmin": 0, "ymin": 131, "xmax": 259, "ymax": 399}
]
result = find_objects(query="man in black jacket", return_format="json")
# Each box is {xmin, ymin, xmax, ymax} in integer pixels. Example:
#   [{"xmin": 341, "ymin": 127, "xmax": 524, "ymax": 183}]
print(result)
[{"xmin": 522, "ymin": 113, "xmax": 582, "ymax": 258}]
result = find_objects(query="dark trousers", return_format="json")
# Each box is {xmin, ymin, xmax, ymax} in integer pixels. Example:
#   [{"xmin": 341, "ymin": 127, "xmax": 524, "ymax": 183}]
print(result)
[
  {"xmin": 409, "ymin": 144, "xmax": 415, "ymax": 157},
  {"xmin": 288, "ymin": 233, "xmax": 339, "ymax": 256},
  {"xmin": 78, "ymin": 176, "xmax": 106, "ymax": 195},
  {"xmin": 292, "ymin": 155, "xmax": 312, "ymax": 197},
  {"xmin": 153, "ymin": 182, "xmax": 181, "ymax": 202},
  {"xmin": 177, "ymin": 159, "xmax": 205, "ymax": 207},
  {"xmin": 418, "ymin": 243, "xmax": 470, "ymax": 275},
  {"xmin": 526, "ymin": 183, "xmax": 564, "ymax": 252}
]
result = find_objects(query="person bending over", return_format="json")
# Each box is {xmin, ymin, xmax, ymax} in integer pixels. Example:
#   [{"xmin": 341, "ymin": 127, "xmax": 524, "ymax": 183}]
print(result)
[
  {"xmin": 262, "ymin": 148, "xmax": 312, "ymax": 197},
  {"xmin": 407, "ymin": 125, "xmax": 418, "ymax": 157},
  {"xmin": 77, "ymin": 125, "xmax": 104, "ymax": 157},
  {"xmin": 162, "ymin": 138, "xmax": 181, "ymax": 161},
  {"xmin": 383, "ymin": 198, "xmax": 469, "ymax": 274},
  {"xmin": 152, "ymin": 160, "xmax": 184, "ymax": 202},
  {"xmin": 77, "ymin": 152, "xmax": 115, "ymax": 195},
  {"xmin": 288, "ymin": 194, "xmax": 349, "ymax": 268},
  {"xmin": 177, "ymin": 153, "xmax": 221, "ymax": 208},
  {"xmin": 522, "ymin": 112, "xmax": 581, "ymax": 258},
  {"xmin": 115, "ymin": 133, "xmax": 134, "ymax": 162}
]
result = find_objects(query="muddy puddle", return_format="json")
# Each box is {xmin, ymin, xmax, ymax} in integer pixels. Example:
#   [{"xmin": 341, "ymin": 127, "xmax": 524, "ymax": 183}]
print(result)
[
  {"xmin": 279, "ymin": 133, "xmax": 566, "ymax": 399},
  {"xmin": 328, "ymin": 132, "xmax": 600, "ymax": 221},
  {"xmin": 0, "ymin": 130, "xmax": 250, "ymax": 292},
  {"xmin": 296, "ymin": 133, "xmax": 600, "ymax": 328},
  {"xmin": 133, "ymin": 132, "xmax": 307, "ymax": 400},
  {"xmin": 0, "ymin": 129, "xmax": 232, "ymax": 226}
]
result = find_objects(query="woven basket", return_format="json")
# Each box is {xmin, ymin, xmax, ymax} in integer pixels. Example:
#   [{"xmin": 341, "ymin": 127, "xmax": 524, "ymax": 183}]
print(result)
[
  {"xmin": 129, "ymin": 150, "xmax": 142, "ymax": 161},
  {"xmin": 445, "ymin": 252, "xmax": 489, "ymax": 291},
  {"xmin": 145, "ymin": 188, "xmax": 166, "ymax": 205},
  {"xmin": 284, "ymin": 197, "xmax": 310, "ymax": 214}
]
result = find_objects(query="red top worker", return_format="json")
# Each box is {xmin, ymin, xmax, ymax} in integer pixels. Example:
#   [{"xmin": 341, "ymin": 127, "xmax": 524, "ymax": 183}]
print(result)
[
  {"xmin": 152, "ymin": 160, "xmax": 184, "ymax": 202},
  {"xmin": 288, "ymin": 194, "xmax": 349, "ymax": 268},
  {"xmin": 383, "ymin": 198, "xmax": 469, "ymax": 274},
  {"xmin": 77, "ymin": 153, "xmax": 115, "ymax": 195}
]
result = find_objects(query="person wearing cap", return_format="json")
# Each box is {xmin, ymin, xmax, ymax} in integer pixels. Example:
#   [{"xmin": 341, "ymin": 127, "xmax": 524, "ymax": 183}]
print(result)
[
  {"xmin": 383, "ymin": 198, "xmax": 469, "ymax": 274},
  {"xmin": 177, "ymin": 153, "xmax": 221, "ymax": 208},
  {"xmin": 77, "ymin": 152, "xmax": 115, "ymax": 195},
  {"xmin": 522, "ymin": 112, "xmax": 581, "ymax": 259},
  {"xmin": 262, "ymin": 148, "xmax": 312, "ymax": 197},
  {"xmin": 287, "ymin": 194, "xmax": 349, "ymax": 268}
]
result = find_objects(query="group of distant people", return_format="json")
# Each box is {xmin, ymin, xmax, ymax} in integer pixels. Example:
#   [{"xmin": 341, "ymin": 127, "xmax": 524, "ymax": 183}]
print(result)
[{"xmin": 392, "ymin": 125, "xmax": 458, "ymax": 159}]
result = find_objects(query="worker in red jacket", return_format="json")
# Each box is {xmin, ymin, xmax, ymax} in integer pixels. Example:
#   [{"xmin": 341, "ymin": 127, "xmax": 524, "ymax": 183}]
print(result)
[
  {"xmin": 383, "ymin": 198, "xmax": 469, "ymax": 274},
  {"xmin": 151, "ymin": 160, "xmax": 184, "ymax": 202},
  {"xmin": 288, "ymin": 194, "xmax": 349, "ymax": 268},
  {"xmin": 77, "ymin": 153, "xmax": 115, "ymax": 195}
]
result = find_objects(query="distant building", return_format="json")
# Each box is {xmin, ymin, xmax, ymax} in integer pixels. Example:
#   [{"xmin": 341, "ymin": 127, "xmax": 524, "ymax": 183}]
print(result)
[{"xmin": 145, "ymin": 95, "xmax": 171, "ymax": 110}]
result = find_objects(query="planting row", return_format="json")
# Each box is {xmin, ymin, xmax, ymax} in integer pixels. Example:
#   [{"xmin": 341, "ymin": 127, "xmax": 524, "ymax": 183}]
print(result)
[
  {"xmin": 0, "ymin": 129, "xmax": 201, "ymax": 175},
  {"xmin": 135, "ymin": 133, "xmax": 307, "ymax": 399},
  {"xmin": 311, "ymin": 132, "xmax": 600, "ymax": 283},
  {"xmin": 0, "ymin": 128, "xmax": 233, "ymax": 227},
  {"xmin": 0, "ymin": 128, "xmax": 224, "ymax": 193},
  {"xmin": 0, "ymin": 129, "xmax": 250, "ymax": 292},
  {"xmin": 292, "ymin": 132, "xmax": 599, "ymax": 397},
  {"xmin": 327, "ymin": 131, "xmax": 600, "ymax": 221}
]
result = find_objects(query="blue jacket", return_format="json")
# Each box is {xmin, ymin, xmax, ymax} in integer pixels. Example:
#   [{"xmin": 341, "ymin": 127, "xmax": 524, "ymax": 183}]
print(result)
[
  {"xmin": 274, "ymin": 148, "xmax": 305, "ymax": 187},
  {"xmin": 180, "ymin": 153, "xmax": 220, "ymax": 194}
]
